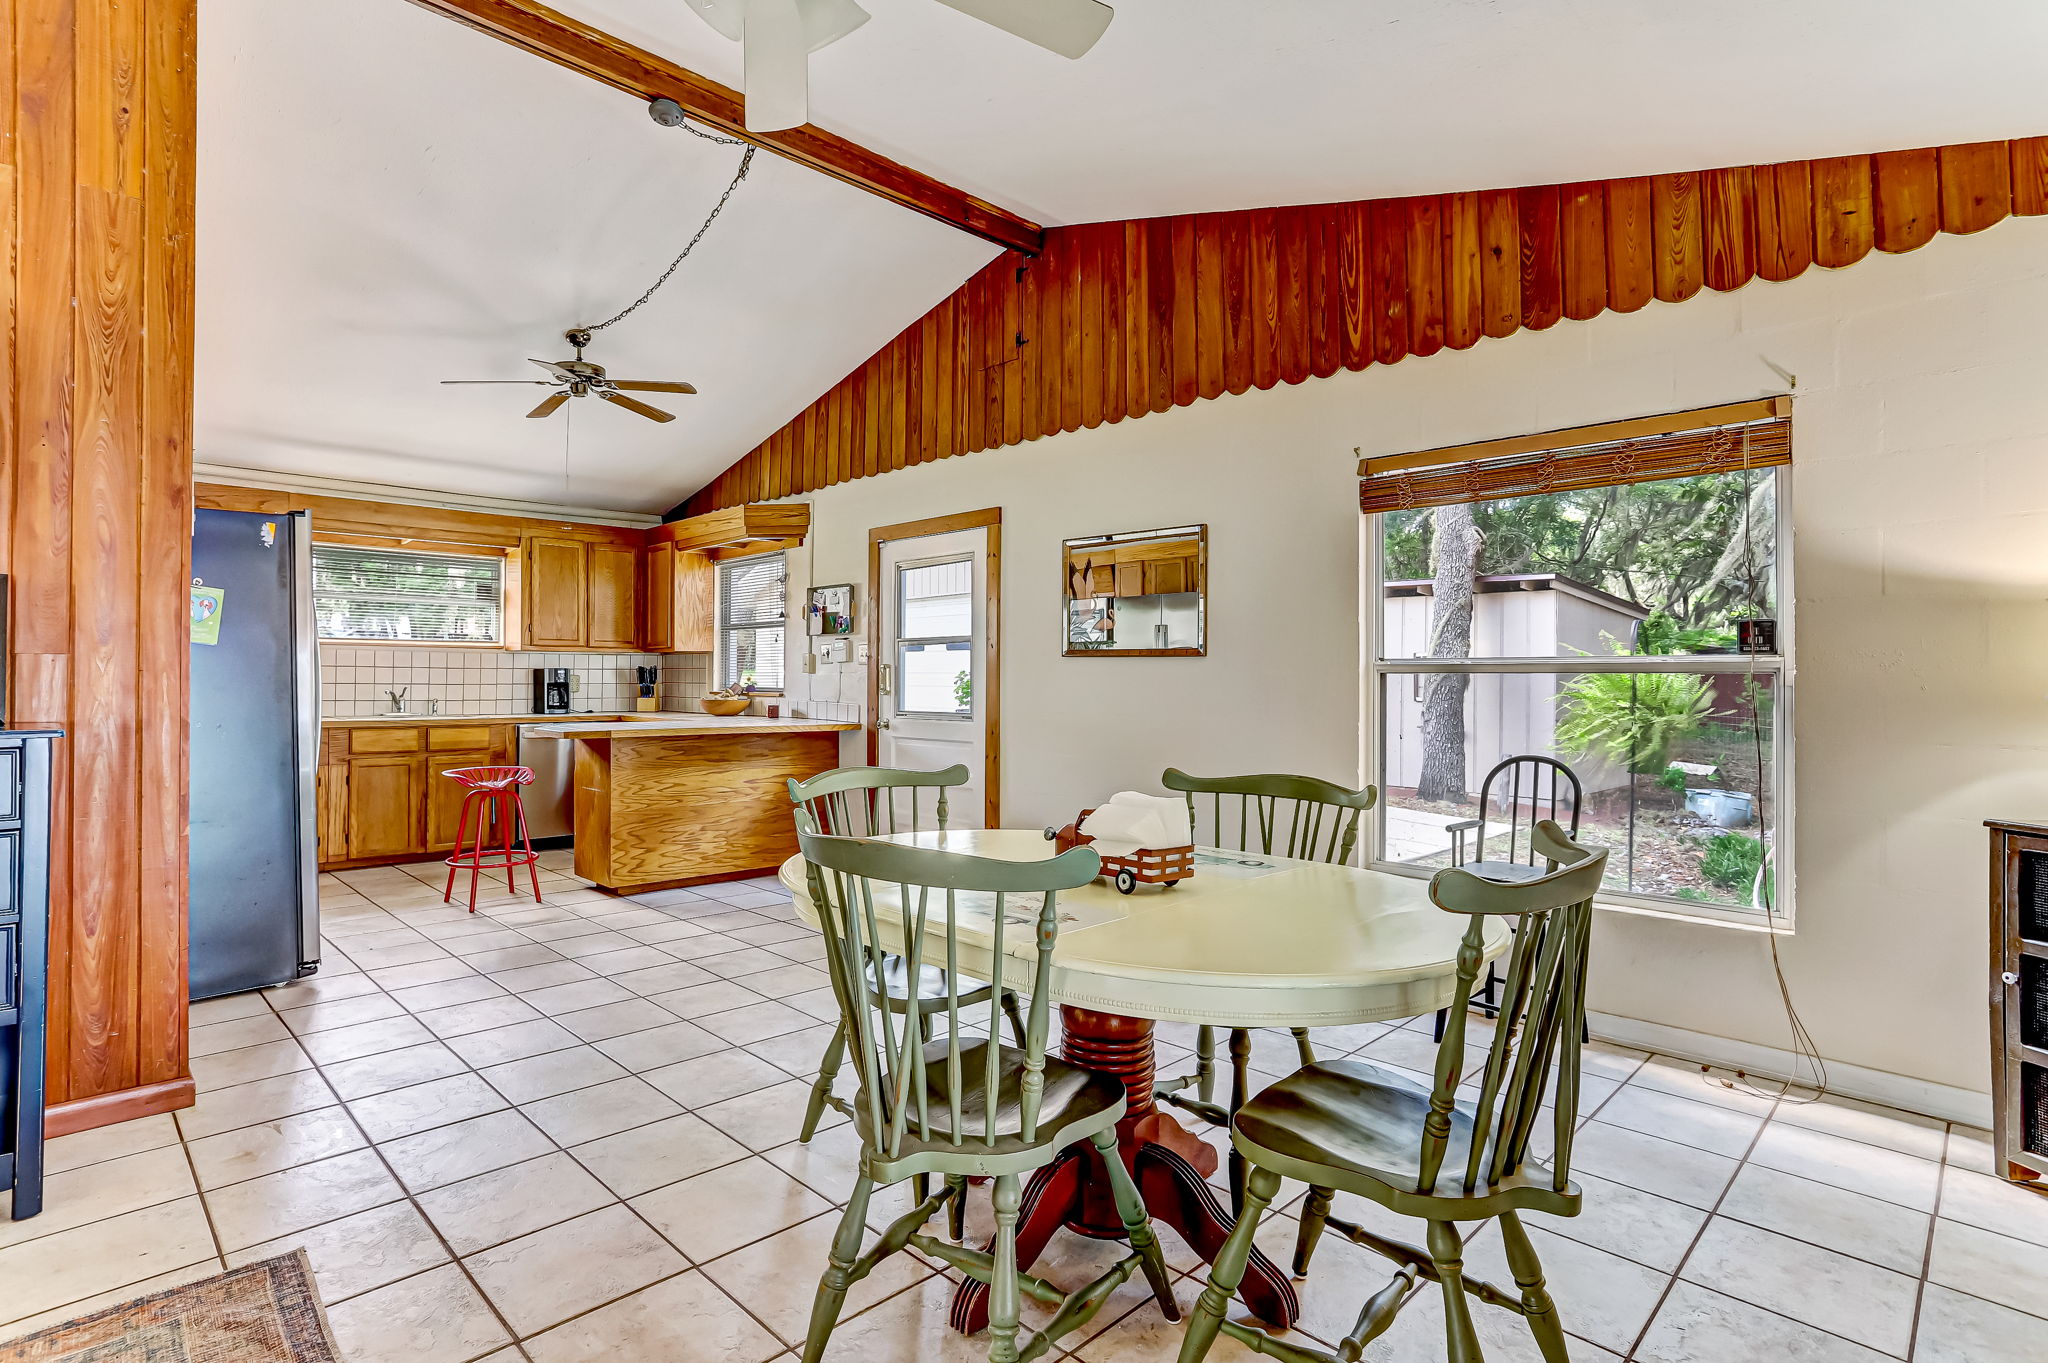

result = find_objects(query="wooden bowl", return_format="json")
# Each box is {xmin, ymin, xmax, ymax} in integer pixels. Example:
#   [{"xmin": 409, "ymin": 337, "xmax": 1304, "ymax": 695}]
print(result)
[{"xmin": 699, "ymin": 696, "xmax": 752, "ymax": 717}]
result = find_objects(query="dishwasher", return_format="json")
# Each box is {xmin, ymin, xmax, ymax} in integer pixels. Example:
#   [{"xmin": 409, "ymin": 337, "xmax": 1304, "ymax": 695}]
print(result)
[{"xmin": 516, "ymin": 725, "xmax": 577, "ymax": 840}]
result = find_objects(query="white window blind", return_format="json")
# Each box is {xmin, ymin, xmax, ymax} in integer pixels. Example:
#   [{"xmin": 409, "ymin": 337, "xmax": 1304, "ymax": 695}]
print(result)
[
  {"xmin": 312, "ymin": 544, "xmax": 504, "ymax": 644},
  {"xmin": 718, "ymin": 552, "xmax": 787, "ymax": 690}
]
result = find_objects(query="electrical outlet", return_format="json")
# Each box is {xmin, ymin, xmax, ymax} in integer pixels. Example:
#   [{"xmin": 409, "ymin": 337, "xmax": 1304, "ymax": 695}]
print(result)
[
  {"xmin": 803, "ymin": 653, "xmax": 817, "ymax": 674},
  {"xmin": 856, "ymin": 643, "xmax": 871, "ymax": 664}
]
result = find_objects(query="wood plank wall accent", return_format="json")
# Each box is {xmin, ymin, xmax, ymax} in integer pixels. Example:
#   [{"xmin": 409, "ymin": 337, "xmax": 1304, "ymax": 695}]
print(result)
[
  {"xmin": 0, "ymin": 0, "xmax": 200, "ymax": 1133},
  {"xmin": 679, "ymin": 135, "xmax": 2048, "ymax": 517}
]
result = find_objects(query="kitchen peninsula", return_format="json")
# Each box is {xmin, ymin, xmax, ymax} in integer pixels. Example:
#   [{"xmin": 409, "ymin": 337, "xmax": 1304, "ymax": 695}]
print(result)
[{"xmin": 524, "ymin": 715, "xmax": 859, "ymax": 892}]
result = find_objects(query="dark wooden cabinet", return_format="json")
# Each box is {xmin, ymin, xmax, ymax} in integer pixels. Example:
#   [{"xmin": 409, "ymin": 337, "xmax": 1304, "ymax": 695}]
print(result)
[
  {"xmin": 1989, "ymin": 819, "xmax": 2048, "ymax": 1185},
  {"xmin": 1, "ymin": 730, "xmax": 56, "ymax": 1220}
]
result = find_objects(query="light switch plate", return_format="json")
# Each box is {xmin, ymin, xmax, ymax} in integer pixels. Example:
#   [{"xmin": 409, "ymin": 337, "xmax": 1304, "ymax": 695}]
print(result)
[
  {"xmin": 821, "ymin": 639, "xmax": 851, "ymax": 664},
  {"xmin": 856, "ymin": 642, "xmax": 871, "ymax": 664}
]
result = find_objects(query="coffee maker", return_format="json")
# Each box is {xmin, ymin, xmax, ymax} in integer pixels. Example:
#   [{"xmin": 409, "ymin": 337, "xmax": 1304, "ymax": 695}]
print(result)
[{"xmin": 533, "ymin": 667, "xmax": 573, "ymax": 715}]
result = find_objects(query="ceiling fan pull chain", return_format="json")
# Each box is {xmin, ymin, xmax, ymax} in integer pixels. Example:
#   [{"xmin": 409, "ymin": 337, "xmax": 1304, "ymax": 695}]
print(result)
[{"xmin": 581, "ymin": 144, "xmax": 756, "ymax": 335}]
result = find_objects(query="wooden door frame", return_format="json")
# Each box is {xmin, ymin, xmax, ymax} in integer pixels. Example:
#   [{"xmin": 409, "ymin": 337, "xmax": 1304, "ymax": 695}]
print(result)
[{"xmin": 867, "ymin": 508, "xmax": 1002, "ymax": 828}]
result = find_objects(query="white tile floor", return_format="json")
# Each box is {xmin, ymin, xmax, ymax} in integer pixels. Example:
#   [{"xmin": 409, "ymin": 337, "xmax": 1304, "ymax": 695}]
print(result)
[{"xmin": 3, "ymin": 855, "xmax": 2046, "ymax": 1362}]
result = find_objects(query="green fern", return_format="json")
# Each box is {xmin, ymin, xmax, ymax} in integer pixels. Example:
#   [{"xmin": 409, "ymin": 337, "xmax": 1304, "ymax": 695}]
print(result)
[{"xmin": 1554, "ymin": 671, "xmax": 1712, "ymax": 775}]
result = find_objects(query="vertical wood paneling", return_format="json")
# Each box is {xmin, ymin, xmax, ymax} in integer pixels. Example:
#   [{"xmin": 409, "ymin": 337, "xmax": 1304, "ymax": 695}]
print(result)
[
  {"xmin": 1812, "ymin": 154, "xmax": 1874, "ymax": 267},
  {"xmin": 1604, "ymin": 176, "xmax": 1654, "ymax": 313},
  {"xmin": 1938, "ymin": 141, "xmax": 2012, "ymax": 234},
  {"xmin": 1442, "ymin": 191, "xmax": 1483, "ymax": 350},
  {"xmin": 1477, "ymin": 189, "xmax": 1519, "ymax": 339},
  {"xmin": 1651, "ymin": 172, "xmax": 1703, "ymax": 302},
  {"xmin": 1518, "ymin": 184, "xmax": 1564, "ymax": 330},
  {"xmin": 1703, "ymin": 166, "xmax": 1756, "ymax": 292},
  {"xmin": 1559, "ymin": 182, "xmax": 1607, "ymax": 322},
  {"xmin": 4, "ymin": 0, "xmax": 197, "ymax": 1125},
  {"xmin": 1873, "ymin": 147, "xmax": 1940, "ymax": 253},
  {"xmin": 1404, "ymin": 197, "xmax": 1445, "ymax": 360},
  {"xmin": 685, "ymin": 132, "xmax": 2048, "ymax": 516},
  {"xmin": 1753, "ymin": 160, "xmax": 1815, "ymax": 282}
]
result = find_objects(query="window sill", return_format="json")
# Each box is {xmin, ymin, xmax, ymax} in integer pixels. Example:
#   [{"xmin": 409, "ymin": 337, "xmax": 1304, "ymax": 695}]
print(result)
[{"xmin": 1365, "ymin": 858, "xmax": 1793, "ymax": 935}]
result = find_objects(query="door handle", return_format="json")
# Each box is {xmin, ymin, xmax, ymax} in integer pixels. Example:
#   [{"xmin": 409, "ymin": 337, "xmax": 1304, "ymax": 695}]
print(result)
[{"xmin": 876, "ymin": 717, "xmax": 891, "ymax": 730}]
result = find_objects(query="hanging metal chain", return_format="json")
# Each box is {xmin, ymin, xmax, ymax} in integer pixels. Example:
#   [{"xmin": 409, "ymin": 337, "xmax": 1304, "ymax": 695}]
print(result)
[{"xmin": 581, "ymin": 130, "xmax": 755, "ymax": 334}]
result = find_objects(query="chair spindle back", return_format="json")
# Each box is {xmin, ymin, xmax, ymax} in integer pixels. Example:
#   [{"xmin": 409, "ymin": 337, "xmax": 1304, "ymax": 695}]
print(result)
[
  {"xmin": 1456, "ymin": 755, "xmax": 1583, "ymax": 870},
  {"xmin": 787, "ymin": 764, "xmax": 969, "ymax": 839},
  {"xmin": 1421, "ymin": 821, "xmax": 1607, "ymax": 1197},
  {"xmin": 1161, "ymin": 768, "xmax": 1377, "ymax": 865},
  {"xmin": 796, "ymin": 817, "xmax": 1101, "ymax": 1160}
]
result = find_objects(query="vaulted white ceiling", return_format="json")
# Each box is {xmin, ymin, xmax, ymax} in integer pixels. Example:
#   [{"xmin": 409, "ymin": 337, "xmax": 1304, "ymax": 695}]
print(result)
[{"xmin": 198, "ymin": 0, "xmax": 2048, "ymax": 513}]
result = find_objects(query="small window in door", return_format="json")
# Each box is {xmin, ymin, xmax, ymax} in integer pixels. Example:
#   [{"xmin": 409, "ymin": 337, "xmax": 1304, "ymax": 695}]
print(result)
[{"xmin": 896, "ymin": 557, "xmax": 973, "ymax": 717}]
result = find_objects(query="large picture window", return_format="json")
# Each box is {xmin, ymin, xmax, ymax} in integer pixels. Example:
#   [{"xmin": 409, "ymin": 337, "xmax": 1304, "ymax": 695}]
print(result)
[
  {"xmin": 718, "ymin": 552, "xmax": 787, "ymax": 692},
  {"xmin": 311, "ymin": 544, "xmax": 504, "ymax": 644},
  {"xmin": 1364, "ymin": 403, "xmax": 1791, "ymax": 923}
]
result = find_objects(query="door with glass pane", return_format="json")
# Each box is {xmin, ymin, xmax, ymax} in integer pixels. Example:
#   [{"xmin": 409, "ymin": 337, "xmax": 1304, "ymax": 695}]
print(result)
[{"xmin": 877, "ymin": 528, "xmax": 988, "ymax": 828}]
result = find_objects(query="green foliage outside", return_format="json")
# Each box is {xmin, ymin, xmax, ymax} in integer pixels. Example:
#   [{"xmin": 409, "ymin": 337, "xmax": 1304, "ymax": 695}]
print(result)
[
  {"xmin": 1657, "ymin": 764, "xmax": 1690, "ymax": 796},
  {"xmin": 1554, "ymin": 670, "xmax": 1713, "ymax": 775},
  {"xmin": 953, "ymin": 669, "xmax": 973, "ymax": 711},
  {"xmin": 1701, "ymin": 832, "xmax": 1766, "ymax": 889}
]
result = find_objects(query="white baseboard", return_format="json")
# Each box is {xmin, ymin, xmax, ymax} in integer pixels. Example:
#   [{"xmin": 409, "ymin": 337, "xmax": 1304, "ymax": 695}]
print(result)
[{"xmin": 1588, "ymin": 1012, "xmax": 1992, "ymax": 1128}]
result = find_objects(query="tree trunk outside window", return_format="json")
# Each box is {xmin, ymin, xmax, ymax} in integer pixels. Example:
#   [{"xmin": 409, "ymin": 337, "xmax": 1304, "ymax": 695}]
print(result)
[{"xmin": 1417, "ymin": 502, "xmax": 1482, "ymax": 804}]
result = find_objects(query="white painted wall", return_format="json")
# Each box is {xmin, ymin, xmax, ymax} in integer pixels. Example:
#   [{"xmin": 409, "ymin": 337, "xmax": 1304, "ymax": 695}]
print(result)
[{"xmin": 776, "ymin": 213, "xmax": 2048, "ymax": 1107}]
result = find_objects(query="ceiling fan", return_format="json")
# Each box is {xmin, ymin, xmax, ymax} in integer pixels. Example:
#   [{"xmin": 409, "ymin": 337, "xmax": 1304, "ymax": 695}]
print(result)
[
  {"xmin": 685, "ymin": 0, "xmax": 1115, "ymax": 132},
  {"xmin": 440, "ymin": 329, "xmax": 697, "ymax": 423}
]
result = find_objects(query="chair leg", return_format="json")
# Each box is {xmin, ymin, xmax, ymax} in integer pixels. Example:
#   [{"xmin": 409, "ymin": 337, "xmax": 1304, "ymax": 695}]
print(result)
[
  {"xmin": 1089, "ymin": 1129, "xmax": 1179, "ymax": 1322},
  {"xmin": 947, "ymin": 1173, "xmax": 969, "ymax": 1240},
  {"xmin": 1194, "ymin": 1025, "xmax": 1216, "ymax": 1104},
  {"xmin": 1427, "ymin": 1220, "xmax": 1484, "ymax": 1363},
  {"xmin": 1001, "ymin": 991, "xmax": 1027, "ymax": 1048},
  {"xmin": 512, "ymin": 793, "xmax": 541, "ymax": 903},
  {"xmin": 1289, "ymin": 1027, "xmax": 1315, "ymax": 1069},
  {"xmin": 800, "ymin": 1175, "xmax": 873, "ymax": 1363},
  {"xmin": 1226, "ymin": 1029, "xmax": 1251, "ymax": 1214},
  {"xmin": 800, "ymin": 1022, "xmax": 847, "ymax": 1143},
  {"xmin": 987, "ymin": 1173, "xmax": 1024, "ymax": 1363},
  {"xmin": 443, "ymin": 790, "xmax": 477, "ymax": 905},
  {"xmin": 1179, "ymin": 1165, "xmax": 1281, "ymax": 1363},
  {"xmin": 1499, "ymin": 1211, "xmax": 1570, "ymax": 1363},
  {"xmin": 1293, "ymin": 1185, "xmax": 1333, "ymax": 1276}
]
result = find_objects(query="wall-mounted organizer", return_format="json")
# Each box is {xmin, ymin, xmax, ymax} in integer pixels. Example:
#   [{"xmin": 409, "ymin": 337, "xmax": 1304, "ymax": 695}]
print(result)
[
  {"xmin": 1, "ymin": 729, "xmax": 56, "ymax": 1220},
  {"xmin": 1989, "ymin": 818, "xmax": 2048, "ymax": 1186}
]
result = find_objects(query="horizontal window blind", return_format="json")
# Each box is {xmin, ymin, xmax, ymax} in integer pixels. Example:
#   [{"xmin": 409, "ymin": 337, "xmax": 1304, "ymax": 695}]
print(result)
[
  {"xmin": 718, "ymin": 552, "xmax": 787, "ymax": 690},
  {"xmin": 312, "ymin": 544, "xmax": 503, "ymax": 643},
  {"xmin": 1359, "ymin": 400, "xmax": 1790, "ymax": 515}
]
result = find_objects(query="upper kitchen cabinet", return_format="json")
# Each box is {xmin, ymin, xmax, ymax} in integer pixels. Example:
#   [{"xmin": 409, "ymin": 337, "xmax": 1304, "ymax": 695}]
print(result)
[
  {"xmin": 522, "ymin": 534, "xmax": 644, "ymax": 652},
  {"xmin": 639, "ymin": 542, "xmax": 716, "ymax": 654}
]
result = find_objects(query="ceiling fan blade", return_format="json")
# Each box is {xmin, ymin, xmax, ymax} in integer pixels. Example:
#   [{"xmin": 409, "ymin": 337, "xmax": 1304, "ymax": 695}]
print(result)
[
  {"xmin": 609, "ymin": 381, "xmax": 699, "ymax": 395},
  {"xmin": 742, "ymin": 0, "xmax": 810, "ymax": 132},
  {"xmin": 441, "ymin": 380, "xmax": 551, "ymax": 385},
  {"xmin": 527, "ymin": 393, "xmax": 571, "ymax": 419},
  {"xmin": 528, "ymin": 358, "xmax": 578, "ymax": 381},
  {"xmin": 683, "ymin": 0, "xmax": 746, "ymax": 41},
  {"xmin": 929, "ymin": 0, "xmax": 1112, "ymax": 58},
  {"xmin": 799, "ymin": 0, "xmax": 869, "ymax": 52},
  {"xmin": 600, "ymin": 391, "xmax": 676, "ymax": 423}
]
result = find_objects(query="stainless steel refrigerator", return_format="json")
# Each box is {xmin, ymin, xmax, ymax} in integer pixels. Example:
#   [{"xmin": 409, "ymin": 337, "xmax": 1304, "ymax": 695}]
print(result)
[{"xmin": 189, "ymin": 508, "xmax": 321, "ymax": 999}]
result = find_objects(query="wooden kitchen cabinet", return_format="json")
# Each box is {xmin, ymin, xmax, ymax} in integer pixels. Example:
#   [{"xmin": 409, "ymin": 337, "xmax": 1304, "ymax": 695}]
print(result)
[
  {"xmin": 345, "ymin": 754, "xmax": 424, "ymax": 861},
  {"xmin": 639, "ymin": 544, "xmax": 715, "ymax": 654},
  {"xmin": 426, "ymin": 751, "xmax": 497, "ymax": 850},
  {"xmin": 588, "ymin": 544, "xmax": 639, "ymax": 650},
  {"xmin": 525, "ymin": 536, "xmax": 588, "ymax": 649},
  {"xmin": 523, "ymin": 535, "xmax": 646, "ymax": 652}
]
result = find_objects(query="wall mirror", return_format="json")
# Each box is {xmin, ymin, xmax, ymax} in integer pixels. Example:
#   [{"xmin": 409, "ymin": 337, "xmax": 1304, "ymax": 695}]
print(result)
[{"xmin": 1062, "ymin": 524, "xmax": 1207, "ymax": 657}]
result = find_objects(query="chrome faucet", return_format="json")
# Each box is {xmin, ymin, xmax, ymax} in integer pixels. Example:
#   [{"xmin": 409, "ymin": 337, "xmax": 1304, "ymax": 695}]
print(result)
[{"xmin": 385, "ymin": 687, "xmax": 408, "ymax": 715}]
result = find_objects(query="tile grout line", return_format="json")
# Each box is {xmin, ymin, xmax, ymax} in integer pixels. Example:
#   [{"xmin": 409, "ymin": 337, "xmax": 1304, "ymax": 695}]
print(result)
[{"xmin": 1901, "ymin": 1135, "xmax": 1951, "ymax": 1362}]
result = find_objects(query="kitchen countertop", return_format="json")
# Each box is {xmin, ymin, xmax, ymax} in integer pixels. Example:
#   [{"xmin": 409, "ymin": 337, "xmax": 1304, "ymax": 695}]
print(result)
[
  {"xmin": 321, "ymin": 712, "xmax": 681, "ymax": 727},
  {"xmin": 522, "ymin": 716, "xmax": 860, "ymax": 739}
]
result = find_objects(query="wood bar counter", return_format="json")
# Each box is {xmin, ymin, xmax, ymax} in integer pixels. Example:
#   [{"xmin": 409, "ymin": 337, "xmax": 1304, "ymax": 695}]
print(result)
[{"xmin": 524, "ymin": 717, "xmax": 858, "ymax": 893}]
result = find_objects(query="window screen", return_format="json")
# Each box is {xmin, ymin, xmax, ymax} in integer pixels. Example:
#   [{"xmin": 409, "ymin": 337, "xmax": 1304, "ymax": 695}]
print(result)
[
  {"xmin": 312, "ymin": 544, "xmax": 504, "ymax": 644},
  {"xmin": 719, "ymin": 552, "xmax": 787, "ymax": 690}
]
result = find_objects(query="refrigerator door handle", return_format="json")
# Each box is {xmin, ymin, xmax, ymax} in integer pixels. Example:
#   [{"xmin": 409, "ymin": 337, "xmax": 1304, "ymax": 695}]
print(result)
[{"xmin": 289, "ymin": 511, "xmax": 323, "ymax": 975}]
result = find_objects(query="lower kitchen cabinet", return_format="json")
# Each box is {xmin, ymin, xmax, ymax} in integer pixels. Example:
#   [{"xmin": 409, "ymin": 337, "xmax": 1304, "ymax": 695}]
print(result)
[
  {"xmin": 344, "ymin": 754, "xmax": 424, "ymax": 861},
  {"xmin": 321, "ymin": 722, "xmax": 518, "ymax": 870}
]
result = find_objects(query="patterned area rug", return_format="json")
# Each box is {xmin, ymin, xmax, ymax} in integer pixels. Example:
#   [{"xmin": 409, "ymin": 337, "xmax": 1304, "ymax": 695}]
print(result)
[{"xmin": 0, "ymin": 1253, "xmax": 341, "ymax": 1363}]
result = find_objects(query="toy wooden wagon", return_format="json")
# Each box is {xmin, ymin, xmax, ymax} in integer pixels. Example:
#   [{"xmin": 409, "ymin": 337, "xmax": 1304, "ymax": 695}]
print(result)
[{"xmin": 1044, "ymin": 809, "xmax": 1196, "ymax": 894}]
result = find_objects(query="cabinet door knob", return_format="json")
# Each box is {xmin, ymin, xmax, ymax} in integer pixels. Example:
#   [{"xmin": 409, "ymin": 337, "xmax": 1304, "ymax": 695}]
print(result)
[{"xmin": 2002, "ymin": 971, "xmax": 2021, "ymax": 986}]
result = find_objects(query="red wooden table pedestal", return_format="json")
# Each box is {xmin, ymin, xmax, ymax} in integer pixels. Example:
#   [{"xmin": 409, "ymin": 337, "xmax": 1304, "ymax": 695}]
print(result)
[{"xmin": 948, "ymin": 1006, "xmax": 1299, "ymax": 1335}]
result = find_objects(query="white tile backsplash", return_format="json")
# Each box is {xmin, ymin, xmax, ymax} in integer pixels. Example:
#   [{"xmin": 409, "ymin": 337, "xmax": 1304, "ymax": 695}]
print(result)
[{"xmin": 318, "ymin": 646, "xmax": 713, "ymax": 718}]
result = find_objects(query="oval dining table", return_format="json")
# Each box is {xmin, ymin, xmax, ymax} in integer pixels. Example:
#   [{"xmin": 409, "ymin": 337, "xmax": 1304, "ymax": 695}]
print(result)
[{"xmin": 779, "ymin": 827, "xmax": 1508, "ymax": 1336}]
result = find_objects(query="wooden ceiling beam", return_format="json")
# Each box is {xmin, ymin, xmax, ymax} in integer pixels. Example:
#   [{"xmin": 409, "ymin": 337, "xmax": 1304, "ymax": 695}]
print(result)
[{"xmin": 402, "ymin": 0, "xmax": 1043, "ymax": 255}]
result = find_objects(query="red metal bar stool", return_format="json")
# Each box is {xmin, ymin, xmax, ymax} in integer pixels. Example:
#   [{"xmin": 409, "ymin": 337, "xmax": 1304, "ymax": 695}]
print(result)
[{"xmin": 441, "ymin": 766, "xmax": 543, "ymax": 913}]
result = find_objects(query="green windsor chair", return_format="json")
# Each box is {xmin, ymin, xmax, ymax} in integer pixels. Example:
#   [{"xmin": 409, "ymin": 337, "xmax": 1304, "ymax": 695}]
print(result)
[
  {"xmin": 794, "ymin": 818, "xmax": 1179, "ymax": 1363},
  {"xmin": 1178, "ymin": 820, "xmax": 1608, "ymax": 1363},
  {"xmin": 787, "ymin": 764, "xmax": 1027, "ymax": 1145},
  {"xmin": 1156, "ymin": 767, "xmax": 1378, "ymax": 1209}
]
